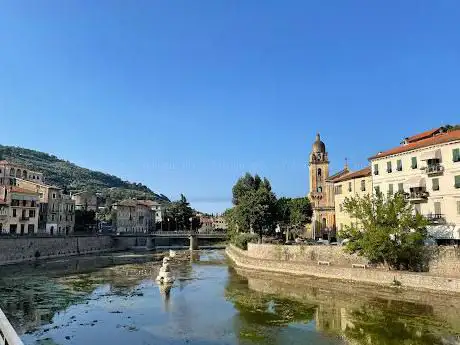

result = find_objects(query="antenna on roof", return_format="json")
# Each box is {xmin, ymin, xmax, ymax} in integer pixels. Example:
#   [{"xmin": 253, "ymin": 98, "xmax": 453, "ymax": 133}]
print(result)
[{"xmin": 344, "ymin": 157, "xmax": 349, "ymax": 170}]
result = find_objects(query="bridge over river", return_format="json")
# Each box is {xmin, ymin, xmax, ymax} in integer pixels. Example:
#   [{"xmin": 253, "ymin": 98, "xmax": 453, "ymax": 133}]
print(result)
[{"xmin": 112, "ymin": 231, "xmax": 227, "ymax": 251}]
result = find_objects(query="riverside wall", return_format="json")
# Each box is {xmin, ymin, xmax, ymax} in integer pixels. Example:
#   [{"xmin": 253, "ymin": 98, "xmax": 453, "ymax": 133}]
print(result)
[
  {"xmin": 0, "ymin": 236, "xmax": 115, "ymax": 265},
  {"xmin": 226, "ymin": 244, "xmax": 460, "ymax": 293}
]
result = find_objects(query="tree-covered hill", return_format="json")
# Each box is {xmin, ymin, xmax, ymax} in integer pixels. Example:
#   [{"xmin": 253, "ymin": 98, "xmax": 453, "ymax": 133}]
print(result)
[{"xmin": 0, "ymin": 145, "xmax": 169, "ymax": 202}]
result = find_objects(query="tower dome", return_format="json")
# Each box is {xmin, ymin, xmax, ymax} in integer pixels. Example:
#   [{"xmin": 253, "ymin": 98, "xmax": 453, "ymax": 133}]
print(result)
[{"xmin": 312, "ymin": 133, "xmax": 326, "ymax": 153}]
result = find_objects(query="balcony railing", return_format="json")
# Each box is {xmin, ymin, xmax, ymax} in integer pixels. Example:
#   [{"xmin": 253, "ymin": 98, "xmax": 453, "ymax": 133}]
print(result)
[
  {"xmin": 422, "ymin": 164, "xmax": 444, "ymax": 176},
  {"xmin": 405, "ymin": 191, "xmax": 429, "ymax": 202},
  {"xmin": 425, "ymin": 213, "xmax": 446, "ymax": 224},
  {"xmin": 19, "ymin": 216, "xmax": 29, "ymax": 222}
]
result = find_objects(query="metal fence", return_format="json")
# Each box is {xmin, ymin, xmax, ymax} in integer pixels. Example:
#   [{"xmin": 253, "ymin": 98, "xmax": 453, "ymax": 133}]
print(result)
[{"xmin": 0, "ymin": 308, "xmax": 24, "ymax": 345}]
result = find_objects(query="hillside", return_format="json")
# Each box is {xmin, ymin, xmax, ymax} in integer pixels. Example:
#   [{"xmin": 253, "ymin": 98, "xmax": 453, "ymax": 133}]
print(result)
[{"xmin": 0, "ymin": 145, "xmax": 169, "ymax": 202}]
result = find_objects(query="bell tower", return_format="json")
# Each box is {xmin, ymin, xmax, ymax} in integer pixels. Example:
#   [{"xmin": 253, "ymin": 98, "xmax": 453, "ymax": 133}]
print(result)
[
  {"xmin": 308, "ymin": 133, "xmax": 329, "ymax": 206},
  {"xmin": 308, "ymin": 133, "xmax": 336, "ymax": 240}
]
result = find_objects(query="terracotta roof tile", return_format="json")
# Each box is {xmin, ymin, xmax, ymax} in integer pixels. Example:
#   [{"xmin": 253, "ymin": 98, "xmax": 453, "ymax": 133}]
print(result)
[
  {"xmin": 405, "ymin": 127, "xmax": 442, "ymax": 143},
  {"xmin": 369, "ymin": 129, "xmax": 460, "ymax": 160},
  {"xmin": 332, "ymin": 167, "xmax": 371, "ymax": 183},
  {"xmin": 326, "ymin": 168, "xmax": 350, "ymax": 182}
]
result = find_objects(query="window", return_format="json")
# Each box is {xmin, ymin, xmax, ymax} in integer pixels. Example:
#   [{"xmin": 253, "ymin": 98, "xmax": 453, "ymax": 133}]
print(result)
[
  {"xmin": 374, "ymin": 186, "xmax": 380, "ymax": 194},
  {"xmin": 398, "ymin": 183, "xmax": 404, "ymax": 193},
  {"xmin": 11, "ymin": 200, "xmax": 19, "ymax": 206},
  {"xmin": 457, "ymin": 201, "xmax": 460, "ymax": 215},
  {"xmin": 339, "ymin": 204, "xmax": 343, "ymax": 212},
  {"xmin": 388, "ymin": 184, "xmax": 393, "ymax": 196},
  {"xmin": 52, "ymin": 193, "xmax": 56, "ymax": 199},
  {"xmin": 397, "ymin": 159, "xmax": 402, "ymax": 171},
  {"xmin": 28, "ymin": 224, "xmax": 35, "ymax": 233},
  {"xmin": 414, "ymin": 204, "xmax": 421, "ymax": 214},
  {"xmin": 374, "ymin": 164, "xmax": 379, "ymax": 175},
  {"xmin": 22, "ymin": 200, "xmax": 26, "ymax": 207},
  {"xmin": 317, "ymin": 168, "xmax": 322, "ymax": 177},
  {"xmin": 335, "ymin": 185, "xmax": 343, "ymax": 195},
  {"xmin": 361, "ymin": 180, "xmax": 366, "ymax": 191},
  {"xmin": 348, "ymin": 182, "xmax": 352, "ymax": 192},
  {"xmin": 453, "ymin": 148, "xmax": 460, "ymax": 162},
  {"xmin": 455, "ymin": 175, "xmax": 460, "ymax": 189},
  {"xmin": 29, "ymin": 210, "xmax": 35, "ymax": 218},
  {"xmin": 387, "ymin": 161, "xmax": 392, "ymax": 173},
  {"xmin": 51, "ymin": 214, "xmax": 55, "ymax": 221},
  {"xmin": 317, "ymin": 186, "xmax": 322, "ymax": 193},
  {"xmin": 13, "ymin": 209, "xmax": 16, "ymax": 217},
  {"xmin": 432, "ymin": 178, "xmax": 439, "ymax": 191},
  {"xmin": 434, "ymin": 202, "xmax": 442, "ymax": 216}
]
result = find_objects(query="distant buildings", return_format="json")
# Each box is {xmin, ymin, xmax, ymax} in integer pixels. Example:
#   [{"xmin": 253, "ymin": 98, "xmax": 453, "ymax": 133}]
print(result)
[
  {"xmin": 0, "ymin": 160, "xmax": 44, "ymax": 186},
  {"xmin": 112, "ymin": 200, "xmax": 154, "ymax": 233},
  {"xmin": 198, "ymin": 214, "xmax": 227, "ymax": 231},
  {"xmin": 0, "ymin": 186, "xmax": 40, "ymax": 234},
  {"xmin": 0, "ymin": 160, "xmax": 76, "ymax": 235},
  {"xmin": 71, "ymin": 191, "xmax": 98, "ymax": 211}
]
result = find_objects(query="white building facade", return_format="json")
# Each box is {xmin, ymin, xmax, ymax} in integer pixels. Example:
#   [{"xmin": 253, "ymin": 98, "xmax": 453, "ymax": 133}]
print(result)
[{"xmin": 370, "ymin": 128, "xmax": 460, "ymax": 242}]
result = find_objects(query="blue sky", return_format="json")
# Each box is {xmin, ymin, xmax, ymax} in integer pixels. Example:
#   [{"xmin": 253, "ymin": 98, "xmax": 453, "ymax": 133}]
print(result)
[{"xmin": 1, "ymin": 1, "xmax": 459, "ymax": 213}]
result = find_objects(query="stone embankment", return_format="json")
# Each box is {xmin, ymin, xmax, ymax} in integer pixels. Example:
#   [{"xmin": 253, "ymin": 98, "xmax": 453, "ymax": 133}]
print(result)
[
  {"xmin": 0, "ymin": 235, "xmax": 115, "ymax": 265},
  {"xmin": 226, "ymin": 243, "xmax": 460, "ymax": 293}
]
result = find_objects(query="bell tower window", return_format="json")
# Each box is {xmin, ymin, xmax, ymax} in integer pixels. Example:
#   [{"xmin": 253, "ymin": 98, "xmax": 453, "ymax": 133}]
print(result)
[
  {"xmin": 317, "ymin": 186, "xmax": 322, "ymax": 193},
  {"xmin": 317, "ymin": 168, "xmax": 322, "ymax": 177}
]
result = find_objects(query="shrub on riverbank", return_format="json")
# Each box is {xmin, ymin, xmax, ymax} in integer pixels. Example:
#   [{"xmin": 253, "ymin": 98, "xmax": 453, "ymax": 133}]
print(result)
[
  {"xmin": 231, "ymin": 233, "xmax": 259, "ymax": 250},
  {"xmin": 340, "ymin": 192, "xmax": 431, "ymax": 271}
]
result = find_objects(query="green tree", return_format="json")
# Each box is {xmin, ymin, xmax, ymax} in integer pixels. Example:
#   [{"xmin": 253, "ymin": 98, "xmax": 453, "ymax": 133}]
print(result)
[
  {"xmin": 74, "ymin": 210, "xmax": 97, "ymax": 232},
  {"xmin": 339, "ymin": 192, "xmax": 430, "ymax": 271},
  {"xmin": 288, "ymin": 197, "xmax": 312, "ymax": 233},
  {"xmin": 166, "ymin": 194, "xmax": 195, "ymax": 230},
  {"xmin": 230, "ymin": 173, "xmax": 277, "ymax": 239}
]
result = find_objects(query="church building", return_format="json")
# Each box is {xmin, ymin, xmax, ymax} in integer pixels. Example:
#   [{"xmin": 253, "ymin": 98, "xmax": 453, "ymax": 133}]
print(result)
[{"xmin": 308, "ymin": 133, "xmax": 349, "ymax": 241}]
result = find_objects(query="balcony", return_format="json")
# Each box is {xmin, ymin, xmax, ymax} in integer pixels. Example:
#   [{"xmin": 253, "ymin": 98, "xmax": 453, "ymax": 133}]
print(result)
[
  {"xmin": 19, "ymin": 216, "xmax": 29, "ymax": 222},
  {"xmin": 405, "ymin": 191, "xmax": 429, "ymax": 203},
  {"xmin": 425, "ymin": 213, "xmax": 446, "ymax": 224},
  {"xmin": 421, "ymin": 164, "xmax": 444, "ymax": 176}
]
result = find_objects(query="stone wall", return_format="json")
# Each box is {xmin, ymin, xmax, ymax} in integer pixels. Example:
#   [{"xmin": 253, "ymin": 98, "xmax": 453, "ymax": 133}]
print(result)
[
  {"xmin": 429, "ymin": 246, "xmax": 460, "ymax": 278},
  {"xmin": 227, "ymin": 244, "xmax": 460, "ymax": 293},
  {"xmin": 247, "ymin": 243, "xmax": 368, "ymax": 265},
  {"xmin": 0, "ymin": 235, "xmax": 115, "ymax": 265}
]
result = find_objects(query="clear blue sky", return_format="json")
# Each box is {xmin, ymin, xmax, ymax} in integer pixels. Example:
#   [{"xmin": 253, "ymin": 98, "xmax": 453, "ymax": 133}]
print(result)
[{"xmin": 1, "ymin": 1, "xmax": 459, "ymax": 213}]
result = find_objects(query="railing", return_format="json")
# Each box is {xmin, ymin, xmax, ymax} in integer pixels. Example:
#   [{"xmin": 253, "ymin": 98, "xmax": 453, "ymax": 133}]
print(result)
[
  {"xmin": 19, "ymin": 217, "xmax": 29, "ymax": 222},
  {"xmin": 425, "ymin": 214, "xmax": 446, "ymax": 224},
  {"xmin": 0, "ymin": 307, "xmax": 24, "ymax": 345},
  {"xmin": 422, "ymin": 164, "xmax": 444, "ymax": 176},
  {"xmin": 405, "ymin": 191, "xmax": 429, "ymax": 201}
]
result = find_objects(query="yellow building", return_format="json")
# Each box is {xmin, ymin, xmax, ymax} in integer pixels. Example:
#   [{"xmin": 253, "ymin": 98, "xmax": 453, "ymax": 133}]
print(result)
[
  {"xmin": 333, "ymin": 167, "xmax": 372, "ymax": 232},
  {"xmin": 0, "ymin": 160, "xmax": 44, "ymax": 186},
  {"xmin": 16, "ymin": 179, "xmax": 75, "ymax": 235},
  {"xmin": 0, "ymin": 186, "xmax": 40, "ymax": 235},
  {"xmin": 308, "ymin": 133, "xmax": 349, "ymax": 240},
  {"xmin": 369, "ymin": 127, "xmax": 460, "ymax": 241}
]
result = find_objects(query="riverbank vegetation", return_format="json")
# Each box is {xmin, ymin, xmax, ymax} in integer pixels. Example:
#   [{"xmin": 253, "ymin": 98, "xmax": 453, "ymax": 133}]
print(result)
[
  {"xmin": 224, "ymin": 173, "xmax": 312, "ymax": 248},
  {"xmin": 340, "ymin": 192, "xmax": 431, "ymax": 271}
]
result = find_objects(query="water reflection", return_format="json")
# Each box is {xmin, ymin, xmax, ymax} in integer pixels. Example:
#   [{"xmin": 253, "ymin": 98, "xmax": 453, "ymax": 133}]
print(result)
[
  {"xmin": 0, "ymin": 251, "xmax": 459, "ymax": 345},
  {"xmin": 229, "ymin": 267, "xmax": 460, "ymax": 345}
]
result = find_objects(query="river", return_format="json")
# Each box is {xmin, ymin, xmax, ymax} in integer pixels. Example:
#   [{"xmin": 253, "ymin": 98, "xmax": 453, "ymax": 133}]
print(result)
[{"xmin": 0, "ymin": 250, "xmax": 459, "ymax": 345}]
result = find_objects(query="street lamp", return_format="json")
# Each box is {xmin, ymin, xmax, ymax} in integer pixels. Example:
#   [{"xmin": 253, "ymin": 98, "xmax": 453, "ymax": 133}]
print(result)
[
  {"xmin": 167, "ymin": 218, "xmax": 170, "ymax": 232},
  {"xmin": 189, "ymin": 217, "xmax": 193, "ymax": 233}
]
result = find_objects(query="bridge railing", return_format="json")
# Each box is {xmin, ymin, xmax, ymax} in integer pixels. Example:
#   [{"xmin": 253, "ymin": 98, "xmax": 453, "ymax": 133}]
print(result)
[{"xmin": 0, "ymin": 308, "xmax": 24, "ymax": 345}]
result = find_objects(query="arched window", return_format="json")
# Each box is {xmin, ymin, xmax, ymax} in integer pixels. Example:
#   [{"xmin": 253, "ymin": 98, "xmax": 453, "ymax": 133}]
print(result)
[
  {"xmin": 317, "ymin": 168, "xmax": 322, "ymax": 177},
  {"xmin": 10, "ymin": 168, "xmax": 15, "ymax": 176},
  {"xmin": 16, "ymin": 169, "xmax": 21, "ymax": 178},
  {"xmin": 317, "ymin": 186, "xmax": 322, "ymax": 193},
  {"xmin": 22, "ymin": 170, "xmax": 27, "ymax": 179}
]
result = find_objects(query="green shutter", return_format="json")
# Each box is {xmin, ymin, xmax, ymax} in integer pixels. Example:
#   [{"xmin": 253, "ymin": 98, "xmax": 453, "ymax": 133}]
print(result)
[
  {"xmin": 453, "ymin": 148, "xmax": 460, "ymax": 162},
  {"xmin": 397, "ymin": 160, "xmax": 402, "ymax": 171},
  {"xmin": 411, "ymin": 157, "xmax": 417, "ymax": 169},
  {"xmin": 455, "ymin": 175, "xmax": 460, "ymax": 188}
]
